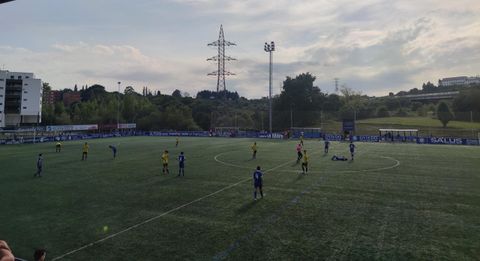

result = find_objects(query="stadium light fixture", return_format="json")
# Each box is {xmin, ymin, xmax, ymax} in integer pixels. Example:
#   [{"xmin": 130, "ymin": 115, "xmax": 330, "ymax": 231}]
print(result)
[{"xmin": 264, "ymin": 41, "xmax": 275, "ymax": 138}]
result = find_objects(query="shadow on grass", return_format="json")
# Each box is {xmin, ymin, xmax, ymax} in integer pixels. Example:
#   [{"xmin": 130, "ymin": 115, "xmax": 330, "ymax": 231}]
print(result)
[{"xmin": 235, "ymin": 200, "xmax": 258, "ymax": 215}]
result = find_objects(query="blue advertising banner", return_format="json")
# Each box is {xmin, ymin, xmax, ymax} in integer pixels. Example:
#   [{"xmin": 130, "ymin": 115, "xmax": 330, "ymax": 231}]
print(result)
[
  {"xmin": 429, "ymin": 137, "xmax": 463, "ymax": 145},
  {"xmin": 465, "ymin": 139, "xmax": 480, "ymax": 145},
  {"xmin": 354, "ymin": 135, "xmax": 380, "ymax": 142},
  {"xmin": 1, "ymin": 131, "xmax": 478, "ymax": 146},
  {"xmin": 324, "ymin": 134, "xmax": 343, "ymax": 141}
]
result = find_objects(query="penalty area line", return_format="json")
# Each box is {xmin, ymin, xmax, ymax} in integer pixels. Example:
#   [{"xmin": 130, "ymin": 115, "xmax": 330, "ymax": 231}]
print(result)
[{"xmin": 52, "ymin": 155, "xmax": 295, "ymax": 260}]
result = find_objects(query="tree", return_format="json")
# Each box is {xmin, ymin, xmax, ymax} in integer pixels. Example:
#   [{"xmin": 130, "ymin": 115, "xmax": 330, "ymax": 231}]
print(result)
[
  {"xmin": 422, "ymin": 81, "xmax": 437, "ymax": 93},
  {"xmin": 273, "ymin": 73, "xmax": 325, "ymax": 128},
  {"xmin": 81, "ymin": 84, "xmax": 106, "ymax": 101},
  {"xmin": 43, "ymin": 82, "xmax": 52, "ymax": 92},
  {"xmin": 377, "ymin": 107, "xmax": 390, "ymax": 118},
  {"xmin": 172, "ymin": 89, "xmax": 182, "ymax": 98},
  {"xmin": 437, "ymin": 102, "xmax": 453, "ymax": 127},
  {"xmin": 453, "ymin": 89, "xmax": 480, "ymax": 121},
  {"xmin": 124, "ymin": 86, "xmax": 137, "ymax": 95},
  {"xmin": 74, "ymin": 84, "xmax": 78, "ymax": 92},
  {"xmin": 323, "ymin": 94, "xmax": 342, "ymax": 113}
]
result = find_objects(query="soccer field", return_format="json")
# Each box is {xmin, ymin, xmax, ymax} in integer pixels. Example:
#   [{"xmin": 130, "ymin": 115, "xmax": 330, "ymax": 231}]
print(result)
[{"xmin": 1, "ymin": 137, "xmax": 479, "ymax": 260}]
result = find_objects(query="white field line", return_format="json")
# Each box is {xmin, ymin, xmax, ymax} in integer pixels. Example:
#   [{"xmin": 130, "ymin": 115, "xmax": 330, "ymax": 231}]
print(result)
[
  {"xmin": 52, "ymin": 153, "xmax": 296, "ymax": 260},
  {"xmin": 214, "ymin": 153, "xmax": 401, "ymax": 174},
  {"xmin": 271, "ymin": 156, "xmax": 400, "ymax": 174}
]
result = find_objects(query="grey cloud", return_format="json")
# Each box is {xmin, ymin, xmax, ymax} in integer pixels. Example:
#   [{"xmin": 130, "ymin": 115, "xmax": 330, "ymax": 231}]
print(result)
[
  {"xmin": 78, "ymin": 69, "xmax": 171, "ymax": 83},
  {"xmin": 306, "ymin": 17, "xmax": 432, "ymax": 68}
]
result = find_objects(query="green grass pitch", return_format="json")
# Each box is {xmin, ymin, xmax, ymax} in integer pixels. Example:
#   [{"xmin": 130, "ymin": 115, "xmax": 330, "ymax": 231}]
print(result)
[{"xmin": 0, "ymin": 137, "xmax": 479, "ymax": 260}]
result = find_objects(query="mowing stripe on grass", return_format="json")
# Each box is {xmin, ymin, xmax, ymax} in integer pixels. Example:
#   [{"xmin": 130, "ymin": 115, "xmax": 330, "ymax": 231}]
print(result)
[
  {"xmin": 212, "ymin": 172, "xmax": 331, "ymax": 260},
  {"xmin": 51, "ymin": 154, "xmax": 296, "ymax": 260},
  {"xmin": 212, "ymin": 146, "xmax": 378, "ymax": 260}
]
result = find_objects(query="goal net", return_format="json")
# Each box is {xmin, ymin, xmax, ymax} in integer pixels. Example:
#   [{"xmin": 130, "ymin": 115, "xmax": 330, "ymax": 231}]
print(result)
[
  {"xmin": 213, "ymin": 127, "xmax": 242, "ymax": 137},
  {"xmin": 290, "ymin": 127, "xmax": 322, "ymax": 139}
]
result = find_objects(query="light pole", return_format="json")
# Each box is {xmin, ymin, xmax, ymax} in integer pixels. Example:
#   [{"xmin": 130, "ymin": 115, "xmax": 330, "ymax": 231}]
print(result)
[
  {"xmin": 264, "ymin": 41, "xmax": 275, "ymax": 138},
  {"xmin": 117, "ymin": 81, "xmax": 121, "ymax": 130}
]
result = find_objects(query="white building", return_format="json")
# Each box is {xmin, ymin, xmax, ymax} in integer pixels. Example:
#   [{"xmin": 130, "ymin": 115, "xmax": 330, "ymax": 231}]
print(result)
[
  {"xmin": 438, "ymin": 76, "xmax": 480, "ymax": 87},
  {"xmin": 0, "ymin": 70, "xmax": 42, "ymax": 128}
]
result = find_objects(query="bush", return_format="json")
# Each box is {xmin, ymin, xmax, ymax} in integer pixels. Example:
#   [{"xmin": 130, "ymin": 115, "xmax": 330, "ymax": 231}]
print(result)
[
  {"xmin": 395, "ymin": 108, "xmax": 408, "ymax": 117},
  {"xmin": 437, "ymin": 102, "xmax": 454, "ymax": 127},
  {"xmin": 376, "ymin": 107, "xmax": 390, "ymax": 118}
]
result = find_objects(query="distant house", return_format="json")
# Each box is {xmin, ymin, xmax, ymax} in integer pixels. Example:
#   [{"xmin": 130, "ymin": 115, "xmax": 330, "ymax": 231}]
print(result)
[
  {"xmin": 438, "ymin": 76, "xmax": 480, "ymax": 87},
  {"xmin": 43, "ymin": 89, "xmax": 61, "ymax": 106},
  {"xmin": 63, "ymin": 91, "xmax": 81, "ymax": 106}
]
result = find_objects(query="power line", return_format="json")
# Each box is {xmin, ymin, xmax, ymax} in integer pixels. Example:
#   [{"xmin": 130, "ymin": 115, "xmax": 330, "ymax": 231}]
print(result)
[
  {"xmin": 334, "ymin": 77, "xmax": 339, "ymax": 93},
  {"xmin": 207, "ymin": 25, "xmax": 236, "ymax": 93}
]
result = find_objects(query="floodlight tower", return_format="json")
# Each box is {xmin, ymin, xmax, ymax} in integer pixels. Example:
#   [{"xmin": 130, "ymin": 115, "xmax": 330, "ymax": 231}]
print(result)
[
  {"xmin": 264, "ymin": 41, "xmax": 275, "ymax": 138},
  {"xmin": 117, "ymin": 81, "xmax": 121, "ymax": 129},
  {"xmin": 207, "ymin": 25, "xmax": 236, "ymax": 94}
]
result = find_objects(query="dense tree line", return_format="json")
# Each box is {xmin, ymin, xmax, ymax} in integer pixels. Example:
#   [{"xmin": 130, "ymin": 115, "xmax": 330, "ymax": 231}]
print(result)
[{"xmin": 41, "ymin": 73, "xmax": 480, "ymax": 131}]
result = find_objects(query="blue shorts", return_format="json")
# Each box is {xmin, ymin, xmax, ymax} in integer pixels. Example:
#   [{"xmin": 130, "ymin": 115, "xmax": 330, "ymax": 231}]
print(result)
[{"xmin": 179, "ymin": 162, "xmax": 185, "ymax": 168}]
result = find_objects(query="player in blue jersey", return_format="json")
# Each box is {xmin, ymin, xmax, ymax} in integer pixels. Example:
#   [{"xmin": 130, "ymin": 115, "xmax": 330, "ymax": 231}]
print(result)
[
  {"xmin": 331, "ymin": 155, "xmax": 348, "ymax": 161},
  {"xmin": 177, "ymin": 151, "xmax": 185, "ymax": 177},
  {"xmin": 324, "ymin": 139, "xmax": 330, "ymax": 153},
  {"xmin": 34, "ymin": 153, "xmax": 43, "ymax": 177},
  {"xmin": 253, "ymin": 166, "xmax": 264, "ymax": 200},
  {"xmin": 108, "ymin": 145, "xmax": 117, "ymax": 159},
  {"xmin": 349, "ymin": 142, "xmax": 356, "ymax": 160}
]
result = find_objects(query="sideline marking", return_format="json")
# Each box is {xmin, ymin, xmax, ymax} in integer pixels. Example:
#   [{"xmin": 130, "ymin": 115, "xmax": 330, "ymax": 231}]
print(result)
[{"xmin": 52, "ymin": 152, "xmax": 296, "ymax": 260}]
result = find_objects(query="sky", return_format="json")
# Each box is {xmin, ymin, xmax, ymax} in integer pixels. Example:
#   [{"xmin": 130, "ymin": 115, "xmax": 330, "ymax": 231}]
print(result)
[{"xmin": 0, "ymin": 0, "xmax": 479, "ymax": 98}]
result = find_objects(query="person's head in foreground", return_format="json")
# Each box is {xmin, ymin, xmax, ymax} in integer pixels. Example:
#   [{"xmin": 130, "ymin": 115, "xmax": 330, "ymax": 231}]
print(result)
[{"xmin": 0, "ymin": 240, "xmax": 14, "ymax": 261}]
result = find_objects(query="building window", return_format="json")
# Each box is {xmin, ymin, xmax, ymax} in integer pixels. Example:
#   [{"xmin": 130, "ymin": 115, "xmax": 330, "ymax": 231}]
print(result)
[
  {"xmin": 23, "ymin": 99, "xmax": 27, "ymax": 101},
  {"xmin": 0, "ymin": 95, "xmax": 3, "ymax": 97},
  {"xmin": 24, "ymin": 91, "xmax": 28, "ymax": 94},
  {"xmin": 0, "ymin": 87, "xmax": 3, "ymax": 89},
  {"xmin": 18, "ymin": 76, "xmax": 22, "ymax": 79},
  {"xmin": 23, "ymin": 106, "xmax": 27, "ymax": 109},
  {"xmin": 10, "ymin": 76, "xmax": 14, "ymax": 79},
  {"xmin": 24, "ymin": 83, "xmax": 28, "ymax": 86},
  {"xmin": 26, "ymin": 76, "xmax": 30, "ymax": 79},
  {"xmin": 0, "ymin": 79, "xmax": 4, "ymax": 81}
]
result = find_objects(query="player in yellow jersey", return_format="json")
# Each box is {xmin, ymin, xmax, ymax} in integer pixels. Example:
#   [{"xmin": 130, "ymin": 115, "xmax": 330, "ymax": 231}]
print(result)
[
  {"xmin": 55, "ymin": 141, "xmax": 62, "ymax": 152},
  {"xmin": 301, "ymin": 150, "xmax": 309, "ymax": 174},
  {"xmin": 162, "ymin": 150, "xmax": 169, "ymax": 174},
  {"xmin": 251, "ymin": 142, "xmax": 257, "ymax": 159},
  {"xmin": 82, "ymin": 142, "xmax": 89, "ymax": 160},
  {"xmin": 175, "ymin": 137, "xmax": 179, "ymax": 147}
]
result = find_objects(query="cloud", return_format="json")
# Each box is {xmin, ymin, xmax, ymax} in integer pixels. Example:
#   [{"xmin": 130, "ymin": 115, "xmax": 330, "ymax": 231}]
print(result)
[
  {"xmin": 0, "ymin": 42, "xmax": 210, "ymax": 94},
  {"xmin": 1, "ymin": 0, "xmax": 479, "ymax": 98}
]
